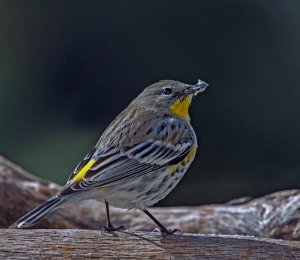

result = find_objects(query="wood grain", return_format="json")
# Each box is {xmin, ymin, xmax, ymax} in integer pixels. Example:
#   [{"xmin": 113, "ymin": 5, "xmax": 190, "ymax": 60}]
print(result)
[{"xmin": 1, "ymin": 229, "xmax": 300, "ymax": 259}]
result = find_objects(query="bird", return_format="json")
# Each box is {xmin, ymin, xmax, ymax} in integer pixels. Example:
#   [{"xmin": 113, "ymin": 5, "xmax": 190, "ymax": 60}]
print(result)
[{"xmin": 10, "ymin": 79, "xmax": 209, "ymax": 234}]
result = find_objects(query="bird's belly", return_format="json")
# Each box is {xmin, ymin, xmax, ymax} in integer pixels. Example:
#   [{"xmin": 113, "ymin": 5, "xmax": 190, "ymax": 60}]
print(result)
[{"xmin": 99, "ymin": 159, "xmax": 193, "ymax": 210}]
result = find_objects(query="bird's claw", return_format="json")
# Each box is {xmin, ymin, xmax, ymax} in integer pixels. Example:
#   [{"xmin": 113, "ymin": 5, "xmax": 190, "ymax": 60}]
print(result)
[
  {"xmin": 152, "ymin": 227, "xmax": 180, "ymax": 235},
  {"xmin": 101, "ymin": 225, "xmax": 126, "ymax": 233}
]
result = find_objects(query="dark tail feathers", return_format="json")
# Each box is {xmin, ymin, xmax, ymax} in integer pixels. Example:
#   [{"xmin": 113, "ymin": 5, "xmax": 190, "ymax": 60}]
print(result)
[{"xmin": 9, "ymin": 196, "xmax": 64, "ymax": 229}]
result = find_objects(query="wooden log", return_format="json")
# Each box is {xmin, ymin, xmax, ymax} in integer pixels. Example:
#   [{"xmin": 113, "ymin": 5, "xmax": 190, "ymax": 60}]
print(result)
[
  {"xmin": 1, "ymin": 229, "xmax": 300, "ymax": 259},
  {"xmin": 1, "ymin": 155, "xmax": 300, "ymax": 240}
]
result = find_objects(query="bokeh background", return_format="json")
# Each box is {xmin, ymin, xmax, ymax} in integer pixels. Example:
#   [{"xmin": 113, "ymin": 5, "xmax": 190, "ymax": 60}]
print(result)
[{"xmin": 1, "ymin": 1, "xmax": 300, "ymax": 206}]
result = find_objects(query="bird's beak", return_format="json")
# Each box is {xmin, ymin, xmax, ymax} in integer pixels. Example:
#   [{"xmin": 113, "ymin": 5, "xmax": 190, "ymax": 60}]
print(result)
[{"xmin": 184, "ymin": 79, "xmax": 209, "ymax": 97}]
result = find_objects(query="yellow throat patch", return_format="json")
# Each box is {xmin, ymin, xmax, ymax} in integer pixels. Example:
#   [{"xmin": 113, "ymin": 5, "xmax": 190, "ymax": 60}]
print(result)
[{"xmin": 170, "ymin": 95, "xmax": 192, "ymax": 120}]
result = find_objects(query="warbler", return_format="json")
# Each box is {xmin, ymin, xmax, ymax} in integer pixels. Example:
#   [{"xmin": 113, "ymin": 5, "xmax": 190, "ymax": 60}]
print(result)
[{"xmin": 10, "ymin": 79, "xmax": 208, "ymax": 234}]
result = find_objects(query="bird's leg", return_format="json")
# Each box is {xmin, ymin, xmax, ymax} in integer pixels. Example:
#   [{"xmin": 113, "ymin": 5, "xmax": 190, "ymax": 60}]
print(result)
[
  {"xmin": 101, "ymin": 200, "xmax": 125, "ymax": 232},
  {"xmin": 143, "ymin": 209, "xmax": 179, "ymax": 235},
  {"xmin": 105, "ymin": 200, "xmax": 114, "ymax": 229}
]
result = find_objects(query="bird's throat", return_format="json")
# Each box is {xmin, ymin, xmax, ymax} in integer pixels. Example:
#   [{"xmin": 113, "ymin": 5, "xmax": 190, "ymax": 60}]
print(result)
[{"xmin": 170, "ymin": 95, "xmax": 192, "ymax": 120}]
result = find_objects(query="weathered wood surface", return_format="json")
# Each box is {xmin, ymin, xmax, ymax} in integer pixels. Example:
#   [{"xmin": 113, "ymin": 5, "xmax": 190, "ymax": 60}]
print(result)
[
  {"xmin": 1, "ymin": 155, "xmax": 300, "ymax": 241},
  {"xmin": 1, "ymin": 229, "xmax": 300, "ymax": 259}
]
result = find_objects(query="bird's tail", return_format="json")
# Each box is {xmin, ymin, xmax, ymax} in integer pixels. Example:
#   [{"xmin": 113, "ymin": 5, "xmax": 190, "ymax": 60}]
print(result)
[{"xmin": 9, "ymin": 196, "xmax": 64, "ymax": 229}]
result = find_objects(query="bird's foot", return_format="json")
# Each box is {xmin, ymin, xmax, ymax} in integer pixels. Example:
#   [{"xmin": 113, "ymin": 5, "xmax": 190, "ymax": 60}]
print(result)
[
  {"xmin": 152, "ymin": 227, "xmax": 180, "ymax": 235},
  {"xmin": 101, "ymin": 224, "xmax": 126, "ymax": 233}
]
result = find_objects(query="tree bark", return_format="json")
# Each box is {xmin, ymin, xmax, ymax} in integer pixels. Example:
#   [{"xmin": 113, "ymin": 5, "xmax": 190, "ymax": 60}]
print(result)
[
  {"xmin": 1, "ymin": 229, "xmax": 300, "ymax": 259},
  {"xmin": 1, "ymin": 155, "xmax": 300, "ymax": 246}
]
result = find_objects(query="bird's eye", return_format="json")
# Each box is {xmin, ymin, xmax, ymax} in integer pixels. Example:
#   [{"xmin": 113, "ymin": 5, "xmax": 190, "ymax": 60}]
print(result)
[{"xmin": 162, "ymin": 87, "xmax": 172, "ymax": 96}]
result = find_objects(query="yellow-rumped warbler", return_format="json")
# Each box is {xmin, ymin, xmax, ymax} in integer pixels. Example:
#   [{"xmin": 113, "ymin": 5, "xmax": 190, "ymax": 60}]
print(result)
[{"xmin": 10, "ymin": 79, "xmax": 208, "ymax": 234}]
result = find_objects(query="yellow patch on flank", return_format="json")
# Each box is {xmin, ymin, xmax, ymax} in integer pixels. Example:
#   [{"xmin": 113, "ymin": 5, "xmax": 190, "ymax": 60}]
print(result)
[
  {"xmin": 167, "ymin": 147, "xmax": 197, "ymax": 173},
  {"xmin": 170, "ymin": 95, "xmax": 192, "ymax": 120},
  {"xmin": 167, "ymin": 164, "xmax": 179, "ymax": 173},
  {"xmin": 72, "ymin": 159, "xmax": 97, "ymax": 182},
  {"xmin": 182, "ymin": 147, "xmax": 197, "ymax": 163}
]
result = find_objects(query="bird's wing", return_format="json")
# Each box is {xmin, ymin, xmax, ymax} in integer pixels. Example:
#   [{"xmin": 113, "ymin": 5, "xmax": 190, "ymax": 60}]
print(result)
[
  {"xmin": 61, "ymin": 117, "xmax": 195, "ymax": 195},
  {"xmin": 66, "ymin": 147, "xmax": 98, "ymax": 183}
]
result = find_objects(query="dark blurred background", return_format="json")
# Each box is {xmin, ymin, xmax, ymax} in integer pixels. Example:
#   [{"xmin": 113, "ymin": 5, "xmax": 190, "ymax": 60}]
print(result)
[{"xmin": 1, "ymin": 1, "xmax": 300, "ymax": 206}]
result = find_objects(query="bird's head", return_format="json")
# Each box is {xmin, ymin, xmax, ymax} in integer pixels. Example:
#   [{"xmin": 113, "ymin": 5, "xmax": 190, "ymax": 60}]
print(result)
[{"xmin": 131, "ymin": 79, "xmax": 209, "ymax": 120}]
